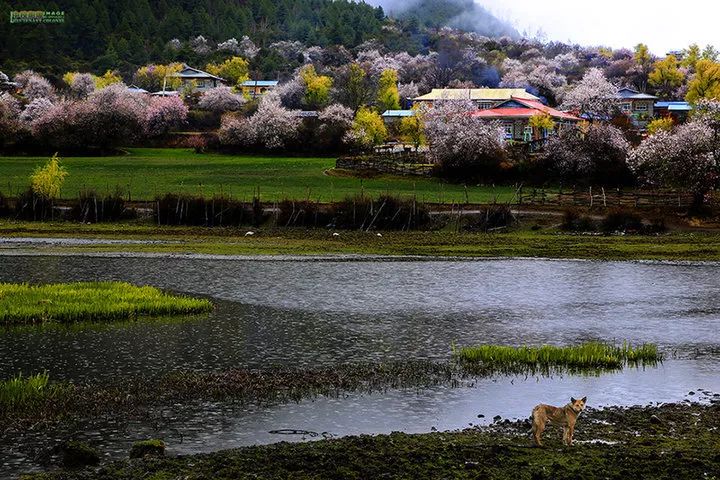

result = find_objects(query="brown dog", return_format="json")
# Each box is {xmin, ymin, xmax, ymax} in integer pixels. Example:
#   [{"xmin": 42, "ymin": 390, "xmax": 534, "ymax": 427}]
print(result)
[{"xmin": 531, "ymin": 397, "xmax": 587, "ymax": 446}]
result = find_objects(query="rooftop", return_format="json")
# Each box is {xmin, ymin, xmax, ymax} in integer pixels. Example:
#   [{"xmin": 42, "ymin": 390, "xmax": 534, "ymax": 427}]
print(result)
[
  {"xmin": 170, "ymin": 65, "xmax": 225, "ymax": 81},
  {"xmin": 414, "ymin": 88, "xmax": 540, "ymax": 102},
  {"xmin": 381, "ymin": 110, "xmax": 415, "ymax": 117},
  {"xmin": 240, "ymin": 80, "xmax": 279, "ymax": 87},
  {"xmin": 616, "ymin": 87, "xmax": 658, "ymax": 100},
  {"xmin": 470, "ymin": 97, "xmax": 580, "ymax": 121}
]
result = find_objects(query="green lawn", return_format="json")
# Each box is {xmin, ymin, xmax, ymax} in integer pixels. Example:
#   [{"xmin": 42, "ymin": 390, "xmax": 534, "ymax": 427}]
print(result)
[{"xmin": 0, "ymin": 148, "xmax": 515, "ymax": 203}]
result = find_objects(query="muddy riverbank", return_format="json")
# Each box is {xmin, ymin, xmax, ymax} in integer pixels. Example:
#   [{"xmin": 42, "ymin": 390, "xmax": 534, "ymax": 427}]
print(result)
[{"xmin": 22, "ymin": 402, "xmax": 720, "ymax": 479}]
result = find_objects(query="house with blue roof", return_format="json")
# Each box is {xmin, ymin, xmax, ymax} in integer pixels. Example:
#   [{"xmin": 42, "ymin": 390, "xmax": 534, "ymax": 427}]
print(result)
[
  {"xmin": 654, "ymin": 101, "xmax": 693, "ymax": 122},
  {"xmin": 381, "ymin": 109, "xmax": 415, "ymax": 124},
  {"xmin": 240, "ymin": 80, "xmax": 279, "ymax": 99}
]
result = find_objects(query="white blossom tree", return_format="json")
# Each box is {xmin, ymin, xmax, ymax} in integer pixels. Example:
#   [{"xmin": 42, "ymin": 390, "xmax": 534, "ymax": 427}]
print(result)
[
  {"xmin": 628, "ymin": 121, "xmax": 717, "ymax": 205},
  {"xmin": 70, "ymin": 73, "xmax": 96, "ymax": 99},
  {"xmin": 543, "ymin": 122, "xmax": 630, "ymax": 183},
  {"xmin": 560, "ymin": 68, "xmax": 618, "ymax": 118},
  {"xmin": 424, "ymin": 100, "xmax": 507, "ymax": 178},
  {"xmin": 20, "ymin": 98, "xmax": 54, "ymax": 124}
]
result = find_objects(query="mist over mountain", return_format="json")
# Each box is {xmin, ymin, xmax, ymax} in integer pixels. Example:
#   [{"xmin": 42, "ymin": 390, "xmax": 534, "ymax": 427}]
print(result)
[{"xmin": 370, "ymin": 0, "xmax": 519, "ymax": 38}]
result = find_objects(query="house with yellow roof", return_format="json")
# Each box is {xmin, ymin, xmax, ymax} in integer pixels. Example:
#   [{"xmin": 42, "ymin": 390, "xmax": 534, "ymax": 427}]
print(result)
[{"xmin": 412, "ymin": 88, "xmax": 540, "ymax": 109}]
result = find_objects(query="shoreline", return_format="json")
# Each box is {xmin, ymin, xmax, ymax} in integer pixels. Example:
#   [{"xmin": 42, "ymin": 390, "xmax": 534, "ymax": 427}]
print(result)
[{"xmin": 20, "ymin": 401, "xmax": 720, "ymax": 479}]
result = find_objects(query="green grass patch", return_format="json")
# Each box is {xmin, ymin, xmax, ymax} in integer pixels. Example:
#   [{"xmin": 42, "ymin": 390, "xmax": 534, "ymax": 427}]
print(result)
[
  {"xmin": 0, "ymin": 372, "xmax": 73, "ymax": 416},
  {"xmin": 0, "ymin": 281, "xmax": 213, "ymax": 326},
  {"xmin": 0, "ymin": 148, "xmax": 515, "ymax": 203},
  {"xmin": 454, "ymin": 341, "xmax": 661, "ymax": 374}
]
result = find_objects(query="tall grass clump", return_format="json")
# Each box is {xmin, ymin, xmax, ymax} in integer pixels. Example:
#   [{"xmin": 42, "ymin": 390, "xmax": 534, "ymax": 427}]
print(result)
[
  {"xmin": 0, "ymin": 372, "xmax": 73, "ymax": 417},
  {"xmin": 454, "ymin": 341, "xmax": 662, "ymax": 375},
  {"xmin": 0, "ymin": 281, "xmax": 213, "ymax": 326}
]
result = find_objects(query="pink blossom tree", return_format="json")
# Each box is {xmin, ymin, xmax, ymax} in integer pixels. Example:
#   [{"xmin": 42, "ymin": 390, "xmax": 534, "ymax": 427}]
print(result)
[
  {"xmin": 15, "ymin": 71, "xmax": 55, "ymax": 102},
  {"xmin": 20, "ymin": 98, "xmax": 54, "ymax": 124},
  {"xmin": 198, "ymin": 87, "xmax": 246, "ymax": 112},
  {"xmin": 144, "ymin": 95, "xmax": 188, "ymax": 137},
  {"xmin": 218, "ymin": 93, "xmax": 300, "ymax": 150},
  {"xmin": 70, "ymin": 73, "xmax": 96, "ymax": 99}
]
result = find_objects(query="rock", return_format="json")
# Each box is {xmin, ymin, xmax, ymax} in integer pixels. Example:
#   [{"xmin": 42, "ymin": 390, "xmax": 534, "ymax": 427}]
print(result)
[
  {"xmin": 493, "ymin": 415, "xmax": 502, "ymax": 422},
  {"xmin": 688, "ymin": 391, "xmax": 695, "ymax": 396},
  {"xmin": 649, "ymin": 415, "xmax": 663, "ymax": 425},
  {"xmin": 130, "ymin": 439, "xmax": 166, "ymax": 459},
  {"xmin": 61, "ymin": 441, "xmax": 100, "ymax": 468},
  {"xmin": 477, "ymin": 414, "xmax": 485, "ymax": 418}
]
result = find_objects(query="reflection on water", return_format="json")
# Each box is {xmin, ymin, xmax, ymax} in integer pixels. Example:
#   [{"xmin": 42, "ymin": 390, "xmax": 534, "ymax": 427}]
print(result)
[{"xmin": 1, "ymin": 255, "xmax": 720, "ymax": 476}]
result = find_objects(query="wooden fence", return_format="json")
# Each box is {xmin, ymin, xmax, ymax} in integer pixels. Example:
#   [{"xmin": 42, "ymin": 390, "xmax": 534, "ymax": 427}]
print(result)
[{"xmin": 516, "ymin": 187, "xmax": 708, "ymax": 209}]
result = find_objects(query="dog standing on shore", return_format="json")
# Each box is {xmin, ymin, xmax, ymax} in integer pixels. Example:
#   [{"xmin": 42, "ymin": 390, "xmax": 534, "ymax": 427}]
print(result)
[{"xmin": 531, "ymin": 397, "xmax": 587, "ymax": 446}]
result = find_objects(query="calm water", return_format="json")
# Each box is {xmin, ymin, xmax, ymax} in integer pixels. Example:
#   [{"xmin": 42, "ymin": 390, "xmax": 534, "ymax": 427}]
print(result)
[{"xmin": 1, "ymin": 254, "xmax": 720, "ymax": 476}]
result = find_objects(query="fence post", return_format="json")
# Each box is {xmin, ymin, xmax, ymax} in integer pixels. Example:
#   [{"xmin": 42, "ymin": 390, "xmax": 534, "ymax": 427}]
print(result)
[{"xmin": 589, "ymin": 186, "xmax": 593, "ymax": 208}]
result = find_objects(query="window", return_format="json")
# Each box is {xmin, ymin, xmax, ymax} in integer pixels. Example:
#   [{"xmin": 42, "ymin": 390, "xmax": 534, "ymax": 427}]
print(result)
[
  {"xmin": 620, "ymin": 102, "xmax": 632, "ymax": 112},
  {"xmin": 196, "ymin": 80, "xmax": 205, "ymax": 88},
  {"xmin": 635, "ymin": 103, "xmax": 648, "ymax": 112},
  {"xmin": 503, "ymin": 123, "xmax": 514, "ymax": 139},
  {"xmin": 523, "ymin": 126, "xmax": 533, "ymax": 142},
  {"xmin": 479, "ymin": 101, "xmax": 494, "ymax": 110}
]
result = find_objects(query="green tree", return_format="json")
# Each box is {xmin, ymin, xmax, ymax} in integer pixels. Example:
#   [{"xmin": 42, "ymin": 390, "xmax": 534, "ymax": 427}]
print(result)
[
  {"xmin": 377, "ymin": 69, "xmax": 401, "ymax": 112},
  {"xmin": 206, "ymin": 56, "xmax": 250, "ymax": 86},
  {"xmin": 300, "ymin": 65, "xmax": 333, "ymax": 108},
  {"xmin": 344, "ymin": 63, "xmax": 371, "ymax": 112},
  {"xmin": 633, "ymin": 43, "xmax": 653, "ymax": 91},
  {"xmin": 686, "ymin": 59, "xmax": 720, "ymax": 103},
  {"xmin": 30, "ymin": 154, "xmax": 68, "ymax": 200},
  {"xmin": 351, "ymin": 106, "xmax": 387, "ymax": 148},
  {"xmin": 648, "ymin": 55, "xmax": 684, "ymax": 98},
  {"xmin": 399, "ymin": 113, "xmax": 425, "ymax": 150},
  {"xmin": 682, "ymin": 44, "xmax": 701, "ymax": 70},
  {"xmin": 647, "ymin": 117, "xmax": 674, "ymax": 135}
]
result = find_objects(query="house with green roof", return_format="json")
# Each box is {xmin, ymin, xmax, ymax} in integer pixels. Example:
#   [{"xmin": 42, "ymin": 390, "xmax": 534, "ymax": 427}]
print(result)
[{"xmin": 412, "ymin": 88, "xmax": 540, "ymax": 109}]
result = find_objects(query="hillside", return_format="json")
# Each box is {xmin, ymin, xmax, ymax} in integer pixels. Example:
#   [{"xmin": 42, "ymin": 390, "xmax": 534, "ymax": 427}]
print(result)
[{"xmin": 0, "ymin": 0, "xmax": 517, "ymax": 74}]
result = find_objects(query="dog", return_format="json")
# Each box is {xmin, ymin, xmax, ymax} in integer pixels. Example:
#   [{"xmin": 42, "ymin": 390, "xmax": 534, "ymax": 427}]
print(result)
[{"xmin": 531, "ymin": 396, "xmax": 587, "ymax": 447}]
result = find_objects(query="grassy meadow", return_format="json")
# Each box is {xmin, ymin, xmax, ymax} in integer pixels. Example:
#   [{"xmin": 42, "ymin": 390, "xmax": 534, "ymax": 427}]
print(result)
[
  {"xmin": 0, "ymin": 281, "xmax": 212, "ymax": 326},
  {"xmin": 0, "ymin": 148, "xmax": 515, "ymax": 203}
]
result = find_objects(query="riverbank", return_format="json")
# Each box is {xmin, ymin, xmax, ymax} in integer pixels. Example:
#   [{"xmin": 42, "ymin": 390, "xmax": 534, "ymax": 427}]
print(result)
[
  {"xmin": 3, "ymin": 221, "xmax": 720, "ymax": 261},
  {"xmin": 22, "ymin": 402, "xmax": 720, "ymax": 479}
]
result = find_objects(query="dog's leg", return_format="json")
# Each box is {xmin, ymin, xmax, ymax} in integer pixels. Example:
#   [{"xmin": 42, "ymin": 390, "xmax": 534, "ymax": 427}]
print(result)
[
  {"xmin": 562, "ymin": 426, "xmax": 569, "ymax": 445},
  {"xmin": 568, "ymin": 425, "xmax": 574, "ymax": 446},
  {"xmin": 532, "ymin": 418, "xmax": 544, "ymax": 447}
]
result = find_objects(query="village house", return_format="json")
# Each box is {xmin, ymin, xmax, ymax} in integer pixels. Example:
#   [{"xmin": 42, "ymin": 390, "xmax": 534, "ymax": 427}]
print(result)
[
  {"xmin": 169, "ymin": 65, "xmax": 226, "ymax": 92},
  {"xmin": 615, "ymin": 87, "xmax": 658, "ymax": 128},
  {"xmin": 470, "ymin": 97, "xmax": 581, "ymax": 144},
  {"xmin": 239, "ymin": 80, "xmax": 279, "ymax": 99},
  {"xmin": 381, "ymin": 109, "xmax": 415, "ymax": 124},
  {"xmin": 413, "ymin": 88, "xmax": 540, "ymax": 109},
  {"xmin": 654, "ymin": 101, "xmax": 692, "ymax": 123}
]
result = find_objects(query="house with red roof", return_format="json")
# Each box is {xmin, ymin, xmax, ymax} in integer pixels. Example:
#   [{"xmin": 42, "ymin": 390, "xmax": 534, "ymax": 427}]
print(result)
[{"xmin": 470, "ymin": 97, "xmax": 581, "ymax": 143}]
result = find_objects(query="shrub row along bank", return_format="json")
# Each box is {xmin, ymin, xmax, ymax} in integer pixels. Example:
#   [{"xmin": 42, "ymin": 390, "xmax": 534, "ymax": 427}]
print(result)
[
  {"xmin": 2, "ymin": 342, "xmax": 660, "ymax": 431},
  {"xmin": 1, "ymin": 189, "xmax": 136, "ymax": 222},
  {"xmin": 21, "ymin": 403, "xmax": 720, "ymax": 480},
  {"xmin": 156, "ymin": 193, "xmax": 432, "ymax": 230},
  {"xmin": 0, "ymin": 282, "xmax": 213, "ymax": 326}
]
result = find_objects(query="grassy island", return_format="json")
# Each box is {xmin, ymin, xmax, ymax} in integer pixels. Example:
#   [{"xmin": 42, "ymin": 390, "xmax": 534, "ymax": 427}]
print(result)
[{"xmin": 0, "ymin": 281, "xmax": 212, "ymax": 326}]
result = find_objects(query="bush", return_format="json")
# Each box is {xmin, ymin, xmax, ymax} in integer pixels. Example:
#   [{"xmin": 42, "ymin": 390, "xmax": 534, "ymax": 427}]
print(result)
[
  {"xmin": 330, "ymin": 195, "xmax": 431, "ymax": 231},
  {"xmin": 601, "ymin": 210, "xmax": 643, "ymax": 233},
  {"xmin": 560, "ymin": 209, "xmax": 596, "ymax": 232},
  {"xmin": 69, "ymin": 189, "xmax": 134, "ymax": 223},
  {"xmin": 14, "ymin": 188, "xmax": 54, "ymax": 221},
  {"xmin": 61, "ymin": 441, "xmax": 100, "ymax": 468},
  {"xmin": 130, "ymin": 439, "xmax": 166, "ymax": 459},
  {"xmin": 461, "ymin": 204, "xmax": 515, "ymax": 232},
  {"xmin": 155, "ymin": 194, "xmax": 265, "ymax": 227}
]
